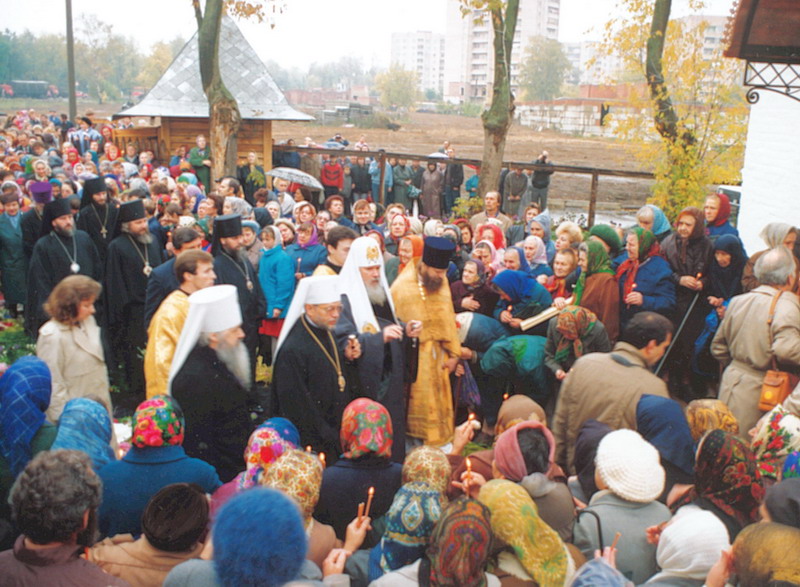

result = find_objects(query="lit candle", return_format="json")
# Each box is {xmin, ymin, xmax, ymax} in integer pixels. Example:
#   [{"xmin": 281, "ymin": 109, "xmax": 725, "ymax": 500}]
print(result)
[
  {"xmin": 319, "ymin": 452, "xmax": 326, "ymax": 468},
  {"xmin": 466, "ymin": 457, "xmax": 473, "ymax": 481},
  {"xmin": 503, "ymin": 393, "xmax": 509, "ymax": 401},
  {"xmin": 305, "ymin": 445, "xmax": 312, "ymax": 452},
  {"xmin": 364, "ymin": 486, "xmax": 375, "ymax": 520},
  {"xmin": 468, "ymin": 412, "xmax": 475, "ymax": 422}
]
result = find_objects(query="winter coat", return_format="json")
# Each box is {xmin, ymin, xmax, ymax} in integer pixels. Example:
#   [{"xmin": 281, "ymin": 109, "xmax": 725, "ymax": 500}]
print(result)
[
  {"xmin": 258, "ymin": 246, "xmax": 296, "ymax": 317},
  {"xmin": 617, "ymin": 256, "xmax": 676, "ymax": 329}
]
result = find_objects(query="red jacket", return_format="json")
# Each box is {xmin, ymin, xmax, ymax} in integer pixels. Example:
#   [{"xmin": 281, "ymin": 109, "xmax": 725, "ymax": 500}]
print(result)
[{"xmin": 320, "ymin": 162, "xmax": 344, "ymax": 189}]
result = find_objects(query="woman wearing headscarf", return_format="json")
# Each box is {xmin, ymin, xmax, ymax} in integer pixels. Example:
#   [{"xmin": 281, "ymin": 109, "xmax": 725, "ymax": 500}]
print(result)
[
  {"xmin": 477, "ymin": 223, "xmax": 506, "ymax": 252},
  {"xmin": 385, "ymin": 235, "xmax": 423, "ymax": 285},
  {"xmin": 98, "ymin": 395, "xmax": 222, "ymax": 538},
  {"xmin": 741, "ymin": 221, "xmax": 800, "ymax": 292},
  {"xmin": 368, "ymin": 482, "xmax": 444, "ymax": 582},
  {"xmin": 258, "ymin": 225, "xmax": 296, "ymax": 363},
  {"xmin": 528, "ymin": 211, "xmax": 556, "ymax": 263},
  {"xmin": 750, "ymin": 405, "xmax": 800, "ymax": 483},
  {"xmin": 616, "ymin": 227, "xmax": 676, "ymax": 329},
  {"xmin": 315, "ymin": 398, "xmax": 402, "ymax": 543},
  {"xmin": 472, "ymin": 240, "xmax": 504, "ymax": 277},
  {"xmin": 370, "ymin": 497, "xmax": 499, "ymax": 587},
  {"xmin": 522, "ymin": 235, "xmax": 553, "ymax": 279},
  {"xmin": 538, "ymin": 248, "xmax": 578, "ymax": 305},
  {"xmin": 450, "ymin": 259, "xmax": 499, "ymax": 316},
  {"xmin": 725, "ymin": 522, "xmax": 800, "ymax": 586},
  {"xmin": 502, "ymin": 246, "xmax": 530, "ymax": 273},
  {"xmin": 284, "ymin": 222, "xmax": 327, "ymax": 277},
  {"xmin": 544, "ymin": 306, "xmax": 611, "ymax": 380},
  {"xmin": 671, "ymin": 429, "xmax": 764, "ymax": 539},
  {"xmin": 763, "ymin": 477, "xmax": 800, "ymax": 528},
  {"xmin": 574, "ymin": 240, "xmax": 620, "ymax": 341},
  {"xmin": 685, "ymin": 399, "xmax": 739, "ymax": 443},
  {"xmin": 636, "ymin": 395, "xmax": 696, "ymax": 503},
  {"xmin": 424, "ymin": 218, "xmax": 444, "ymax": 237},
  {"xmin": 453, "ymin": 218, "xmax": 474, "ymax": 254},
  {"xmin": 385, "ymin": 214, "xmax": 410, "ymax": 256},
  {"xmin": 636, "ymin": 204, "xmax": 673, "ymax": 242},
  {"xmin": 51, "ymin": 397, "xmax": 114, "ymax": 472},
  {"xmin": 492, "ymin": 269, "xmax": 553, "ymax": 334},
  {"xmin": 209, "ymin": 418, "xmax": 297, "ymax": 520},
  {"xmin": 404, "ymin": 445, "xmax": 453, "ymax": 499},
  {"xmin": 568, "ymin": 419, "xmax": 612, "ymax": 506},
  {"xmin": 703, "ymin": 192, "xmax": 739, "ymax": 241}
]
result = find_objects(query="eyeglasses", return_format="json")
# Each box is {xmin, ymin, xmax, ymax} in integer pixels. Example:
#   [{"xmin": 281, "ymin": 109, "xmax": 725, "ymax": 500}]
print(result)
[{"xmin": 314, "ymin": 304, "xmax": 342, "ymax": 314}]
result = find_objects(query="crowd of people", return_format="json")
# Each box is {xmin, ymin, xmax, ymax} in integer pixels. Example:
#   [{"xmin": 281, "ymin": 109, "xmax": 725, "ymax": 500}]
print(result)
[{"xmin": 1, "ymin": 109, "xmax": 800, "ymax": 586}]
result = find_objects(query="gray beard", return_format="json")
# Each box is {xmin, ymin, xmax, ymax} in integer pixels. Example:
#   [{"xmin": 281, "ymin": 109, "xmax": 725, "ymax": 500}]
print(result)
[
  {"xmin": 53, "ymin": 226, "xmax": 75, "ymax": 238},
  {"xmin": 366, "ymin": 282, "xmax": 387, "ymax": 306},
  {"xmin": 121, "ymin": 225, "xmax": 153, "ymax": 244},
  {"xmin": 216, "ymin": 340, "xmax": 252, "ymax": 389},
  {"xmin": 223, "ymin": 246, "xmax": 247, "ymax": 263}
]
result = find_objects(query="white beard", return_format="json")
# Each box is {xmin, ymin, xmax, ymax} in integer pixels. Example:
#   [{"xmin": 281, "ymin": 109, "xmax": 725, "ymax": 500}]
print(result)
[
  {"xmin": 366, "ymin": 282, "xmax": 387, "ymax": 306},
  {"xmin": 216, "ymin": 340, "xmax": 252, "ymax": 389}
]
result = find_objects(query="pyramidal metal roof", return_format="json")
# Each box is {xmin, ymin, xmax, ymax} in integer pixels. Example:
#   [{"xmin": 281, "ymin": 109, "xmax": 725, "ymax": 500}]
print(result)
[{"xmin": 117, "ymin": 16, "xmax": 313, "ymax": 121}]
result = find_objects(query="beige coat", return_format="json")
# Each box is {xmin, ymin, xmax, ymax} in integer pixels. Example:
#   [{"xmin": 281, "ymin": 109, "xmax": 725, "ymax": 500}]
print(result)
[
  {"xmin": 711, "ymin": 285, "xmax": 800, "ymax": 434},
  {"xmin": 36, "ymin": 316, "xmax": 112, "ymax": 423},
  {"xmin": 552, "ymin": 342, "xmax": 669, "ymax": 474}
]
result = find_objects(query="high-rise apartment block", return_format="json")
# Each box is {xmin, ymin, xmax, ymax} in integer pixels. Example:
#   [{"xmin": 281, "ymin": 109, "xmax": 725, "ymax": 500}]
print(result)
[{"xmin": 390, "ymin": 31, "xmax": 446, "ymax": 96}]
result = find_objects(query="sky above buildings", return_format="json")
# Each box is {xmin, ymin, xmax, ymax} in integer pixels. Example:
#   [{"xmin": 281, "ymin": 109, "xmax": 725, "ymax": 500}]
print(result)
[{"xmin": 6, "ymin": 0, "xmax": 736, "ymax": 71}]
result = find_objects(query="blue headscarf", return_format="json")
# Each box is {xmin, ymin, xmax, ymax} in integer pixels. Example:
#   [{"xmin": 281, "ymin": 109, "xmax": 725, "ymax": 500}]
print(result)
[
  {"xmin": 0, "ymin": 357, "xmax": 52, "ymax": 477},
  {"xmin": 261, "ymin": 417, "xmax": 301, "ymax": 447},
  {"xmin": 636, "ymin": 394, "xmax": 696, "ymax": 477},
  {"xmin": 491, "ymin": 269, "xmax": 537, "ymax": 304},
  {"xmin": 51, "ymin": 398, "xmax": 114, "ymax": 471},
  {"xmin": 709, "ymin": 234, "xmax": 747, "ymax": 300},
  {"xmin": 529, "ymin": 211, "xmax": 552, "ymax": 243},
  {"xmin": 508, "ymin": 246, "xmax": 530, "ymax": 273},
  {"xmin": 647, "ymin": 204, "xmax": 671, "ymax": 237},
  {"xmin": 571, "ymin": 558, "xmax": 629, "ymax": 587}
]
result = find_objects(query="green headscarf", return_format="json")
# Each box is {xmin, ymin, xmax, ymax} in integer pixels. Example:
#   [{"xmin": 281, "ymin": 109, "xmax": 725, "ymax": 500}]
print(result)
[{"xmin": 573, "ymin": 240, "xmax": 615, "ymax": 305}]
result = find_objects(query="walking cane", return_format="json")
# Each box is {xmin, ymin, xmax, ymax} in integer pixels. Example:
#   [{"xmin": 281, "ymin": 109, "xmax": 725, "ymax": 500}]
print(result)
[{"xmin": 655, "ymin": 290, "xmax": 701, "ymax": 377}]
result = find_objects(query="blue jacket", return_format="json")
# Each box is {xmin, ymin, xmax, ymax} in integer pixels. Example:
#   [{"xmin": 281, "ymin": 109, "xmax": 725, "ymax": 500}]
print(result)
[
  {"xmin": 707, "ymin": 221, "xmax": 739, "ymax": 241},
  {"xmin": 258, "ymin": 246, "xmax": 296, "ymax": 317},
  {"xmin": 144, "ymin": 257, "xmax": 179, "ymax": 328},
  {"xmin": 369, "ymin": 159, "xmax": 393, "ymax": 190},
  {"xmin": 284, "ymin": 243, "xmax": 327, "ymax": 276},
  {"xmin": 617, "ymin": 255, "xmax": 676, "ymax": 327},
  {"xmin": 98, "ymin": 444, "xmax": 221, "ymax": 538}
]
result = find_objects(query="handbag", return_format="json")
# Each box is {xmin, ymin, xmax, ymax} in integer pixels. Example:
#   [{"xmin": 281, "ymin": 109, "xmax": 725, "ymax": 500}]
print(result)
[{"xmin": 759, "ymin": 291, "xmax": 800, "ymax": 411}]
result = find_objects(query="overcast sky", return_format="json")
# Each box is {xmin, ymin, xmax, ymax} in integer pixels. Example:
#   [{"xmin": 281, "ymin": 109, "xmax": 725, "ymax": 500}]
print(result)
[{"xmin": 5, "ymin": 0, "xmax": 736, "ymax": 70}]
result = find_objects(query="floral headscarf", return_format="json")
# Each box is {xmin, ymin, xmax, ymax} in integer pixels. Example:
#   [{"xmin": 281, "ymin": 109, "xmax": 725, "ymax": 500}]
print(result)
[
  {"xmin": 237, "ymin": 424, "xmax": 296, "ymax": 489},
  {"xmin": 685, "ymin": 399, "xmax": 739, "ymax": 442},
  {"xmin": 495, "ymin": 395, "xmax": 546, "ymax": 436},
  {"xmin": 261, "ymin": 417, "xmax": 300, "ymax": 447},
  {"xmin": 370, "ymin": 481, "xmax": 444, "ymax": 579},
  {"xmin": 616, "ymin": 227, "xmax": 660, "ymax": 298},
  {"xmin": 751, "ymin": 405, "xmax": 800, "ymax": 480},
  {"xmin": 340, "ymin": 398, "xmax": 393, "ymax": 460},
  {"xmin": 553, "ymin": 306, "xmax": 597, "ymax": 364},
  {"xmin": 402, "ymin": 445, "xmax": 452, "ymax": 496},
  {"xmin": 131, "ymin": 395, "xmax": 184, "ymax": 448},
  {"xmin": 479, "ymin": 480, "xmax": 569, "ymax": 587},
  {"xmin": 673, "ymin": 430, "xmax": 764, "ymax": 529},
  {"xmin": 573, "ymin": 240, "xmax": 614, "ymax": 304},
  {"xmin": 261, "ymin": 449, "xmax": 322, "ymax": 527},
  {"xmin": 421, "ymin": 498, "xmax": 493, "ymax": 587},
  {"xmin": 784, "ymin": 452, "xmax": 800, "ymax": 480}
]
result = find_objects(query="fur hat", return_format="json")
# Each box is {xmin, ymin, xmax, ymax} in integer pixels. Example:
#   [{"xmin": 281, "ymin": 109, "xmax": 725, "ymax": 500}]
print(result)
[{"xmin": 595, "ymin": 429, "xmax": 664, "ymax": 503}]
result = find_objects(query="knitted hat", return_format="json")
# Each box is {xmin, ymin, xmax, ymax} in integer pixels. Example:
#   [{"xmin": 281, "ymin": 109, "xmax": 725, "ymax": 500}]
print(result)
[
  {"xmin": 595, "ymin": 429, "xmax": 664, "ymax": 503},
  {"xmin": 588, "ymin": 224, "xmax": 622, "ymax": 256}
]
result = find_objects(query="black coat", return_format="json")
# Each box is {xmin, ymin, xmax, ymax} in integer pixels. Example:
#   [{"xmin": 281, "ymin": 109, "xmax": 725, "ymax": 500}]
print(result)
[
  {"xmin": 143, "ymin": 257, "xmax": 179, "ymax": 329},
  {"xmin": 105, "ymin": 234, "xmax": 164, "ymax": 329},
  {"xmin": 171, "ymin": 344, "xmax": 254, "ymax": 483},
  {"xmin": 76, "ymin": 203, "xmax": 118, "ymax": 263},
  {"xmin": 20, "ymin": 208, "xmax": 42, "ymax": 261}
]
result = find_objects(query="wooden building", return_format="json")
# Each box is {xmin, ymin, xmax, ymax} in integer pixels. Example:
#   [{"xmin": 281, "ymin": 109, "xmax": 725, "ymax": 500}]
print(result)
[{"xmin": 112, "ymin": 16, "xmax": 312, "ymax": 166}]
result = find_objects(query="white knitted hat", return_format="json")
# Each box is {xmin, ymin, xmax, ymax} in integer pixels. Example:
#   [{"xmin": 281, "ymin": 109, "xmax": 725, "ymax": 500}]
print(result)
[{"xmin": 595, "ymin": 429, "xmax": 665, "ymax": 503}]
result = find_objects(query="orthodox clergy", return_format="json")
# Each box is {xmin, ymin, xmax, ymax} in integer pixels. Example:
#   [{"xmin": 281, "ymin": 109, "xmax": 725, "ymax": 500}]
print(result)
[
  {"xmin": 76, "ymin": 176, "xmax": 118, "ymax": 262},
  {"xmin": 144, "ymin": 249, "xmax": 216, "ymax": 398},
  {"xmin": 391, "ymin": 236, "xmax": 462, "ymax": 447},
  {"xmin": 25, "ymin": 197, "xmax": 101, "ymax": 337},
  {"xmin": 169, "ymin": 284, "xmax": 254, "ymax": 482},
  {"xmin": 0, "ymin": 192, "xmax": 27, "ymax": 317},
  {"xmin": 273, "ymin": 275, "xmax": 362, "ymax": 460},
  {"xmin": 20, "ymin": 181, "xmax": 52, "ymax": 261},
  {"xmin": 212, "ymin": 214, "xmax": 266, "ymax": 388},
  {"xmin": 105, "ymin": 199, "xmax": 165, "ymax": 411},
  {"xmin": 335, "ymin": 236, "xmax": 421, "ymax": 462}
]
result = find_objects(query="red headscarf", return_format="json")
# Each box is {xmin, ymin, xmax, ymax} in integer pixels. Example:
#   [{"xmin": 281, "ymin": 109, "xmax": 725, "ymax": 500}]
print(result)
[
  {"xmin": 400, "ymin": 235, "xmax": 425, "ymax": 272},
  {"xmin": 477, "ymin": 223, "xmax": 506, "ymax": 250},
  {"xmin": 707, "ymin": 193, "xmax": 732, "ymax": 227}
]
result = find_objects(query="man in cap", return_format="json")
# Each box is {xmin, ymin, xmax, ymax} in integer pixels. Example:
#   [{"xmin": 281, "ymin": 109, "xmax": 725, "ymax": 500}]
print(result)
[
  {"xmin": 20, "ymin": 181, "xmax": 53, "ymax": 261},
  {"xmin": 391, "ymin": 236, "xmax": 462, "ymax": 447},
  {"xmin": 272, "ymin": 275, "xmax": 362, "ymax": 460},
  {"xmin": 144, "ymin": 249, "xmax": 216, "ymax": 399},
  {"xmin": 336, "ymin": 237, "xmax": 421, "ymax": 461},
  {"xmin": 0, "ymin": 191, "xmax": 27, "ymax": 317},
  {"xmin": 212, "ymin": 213, "xmax": 266, "ymax": 390},
  {"xmin": 76, "ymin": 176, "xmax": 118, "ymax": 262},
  {"xmin": 25, "ymin": 197, "xmax": 101, "ymax": 336},
  {"xmin": 105, "ymin": 199, "xmax": 165, "ymax": 411},
  {"xmin": 169, "ymin": 285, "xmax": 254, "ymax": 482}
]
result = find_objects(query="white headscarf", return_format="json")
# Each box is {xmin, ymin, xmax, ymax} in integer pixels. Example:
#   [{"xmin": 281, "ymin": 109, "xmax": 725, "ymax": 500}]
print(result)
[
  {"xmin": 338, "ymin": 236, "xmax": 396, "ymax": 334},
  {"xmin": 274, "ymin": 275, "xmax": 341, "ymax": 355},
  {"xmin": 168, "ymin": 285, "xmax": 242, "ymax": 390}
]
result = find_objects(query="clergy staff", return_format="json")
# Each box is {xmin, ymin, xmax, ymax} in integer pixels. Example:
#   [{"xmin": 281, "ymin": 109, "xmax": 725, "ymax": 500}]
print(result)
[
  {"xmin": 335, "ymin": 236, "xmax": 422, "ymax": 462},
  {"xmin": 169, "ymin": 284, "xmax": 254, "ymax": 482},
  {"xmin": 105, "ymin": 199, "xmax": 165, "ymax": 413},
  {"xmin": 20, "ymin": 181, "xmax": 52, "ymax": 261},
  {"xmin": 25, "ymin": 197, "xmax": 102, "ymax": 337},
  {"xmin": 272, "ymin": 275, "xmax": 362, "ymax": 461},
  {"xmin": 77, "ymin": 176, "xmax": 118, "ymax": 263},
  {"xmin": 212, "ymin": 214, "xmax": 266, "ymax": 390}
]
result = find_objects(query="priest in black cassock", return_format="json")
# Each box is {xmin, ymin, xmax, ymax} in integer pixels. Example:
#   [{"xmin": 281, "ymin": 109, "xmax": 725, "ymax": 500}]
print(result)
[
  {"xmin": 272, "ymin": 274, "xmax": 362, "ymax": 460},
  {"xmin": 76, "ymin": 176, "xmax": 118, "ymax": 263},
  {"xmin": 211, "ymin": 214, "xmax": 266, "ymax": 389},
  {"xmin": 25, "ymin": 197, "xmax": 101, "ymax": 337},
  {"xmin": 105, "ymin": 199, "xmax": 164, "ymax": 411},
  {"xmin": 335, "ymin": 236, "xmax": 421, "ymax": 462},
  {"xmin": 168, "ymin": 284, "xmax": 254, "ymax": 482},
  {"xmin": 20, "ymin": 181, "xmax": 52, "ymax": 261}
]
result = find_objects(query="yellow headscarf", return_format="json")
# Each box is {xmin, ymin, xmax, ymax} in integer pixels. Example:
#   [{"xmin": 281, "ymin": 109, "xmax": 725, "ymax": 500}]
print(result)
[
  {"xmin": 686, "ymin": 399, "xmax": 739, "ymax": 443},
  {"xmin": 261, "ymin": 449, "xmax": 322, "ymax": 528},
  {"xmin": 733, "ymin": 522, "xmax": 800, "ymax": 584}
]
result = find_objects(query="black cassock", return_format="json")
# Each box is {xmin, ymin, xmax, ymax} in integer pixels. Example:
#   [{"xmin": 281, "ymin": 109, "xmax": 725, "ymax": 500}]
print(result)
[
  {"xmin": 105, "ymin": 234, "xmax": 164, "ymax": 406},
  {"xmin": 171, "ymin": 344, "xmax": 254, "ymax": 483},
  {"xmin": 25, "ymin": 230, "xmax": 101, "ymax": 337},
  {"xmin": 335, "ymin": 296, "xmax": 408, "ymax": 462},
  {"xmin": 213, "ymin": 252, "xmax": 266, "ymax": 386},
  {"xmin": 273, "ymin": 315, "xmax": 355, "ymax": 461},
  {"xmin": 20, "ymin": 208, "xmax": 43, "ymax": 261},
  {"xmin": 77, "ymin": 203, "xmax": 119, "ymax": 263}
]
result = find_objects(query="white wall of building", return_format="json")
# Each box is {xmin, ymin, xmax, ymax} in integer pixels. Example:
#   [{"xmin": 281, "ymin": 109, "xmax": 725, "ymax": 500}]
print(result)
[
  {"xmin": 390, "ymin": 31, "xmax": 446, "ymax": 95},
  {"xmin": 737, "ymin": 90, "xmax": 800, "ymax": 254}
]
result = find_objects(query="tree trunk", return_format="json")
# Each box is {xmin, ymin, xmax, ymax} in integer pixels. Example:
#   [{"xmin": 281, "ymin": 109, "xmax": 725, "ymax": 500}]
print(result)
[
  {"xmin": 196, "ymin": 0, "xmax": 241, "ymax": 182},
  {"xmin": 477, "ymin": 0, "xmax": 520, "ymax": 202}
]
